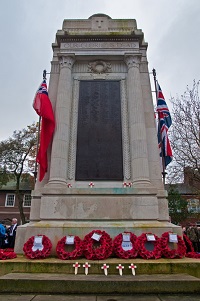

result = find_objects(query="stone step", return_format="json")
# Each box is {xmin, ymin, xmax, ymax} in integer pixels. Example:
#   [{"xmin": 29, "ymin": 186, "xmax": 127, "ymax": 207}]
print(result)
[
  {"xmin": 1, "ymin": 257, "xmax": 200, "ymax": 279},
  {"xmin": 0, "ymin": 273, "xmax": 200, "ymax": 294}
]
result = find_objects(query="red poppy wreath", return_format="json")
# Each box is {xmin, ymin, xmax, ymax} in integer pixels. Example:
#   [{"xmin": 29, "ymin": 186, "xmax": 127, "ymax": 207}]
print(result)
[
  {"xmin": 56, "ymin": 236, "xmax": 83, "ymax": 260},
  {"xmin": 83, "ymin": 230, "xmax": 113, "ymax": 260},
  {"xmin": 113, "ymin": 232, "xmax": 139, "ymax": 259},
  {"xmin": 0, "ymin": 248, "xmax": 17, "ymax": 260},
  {"xmin": 160, "ymin": 232, "xmax": 186, "ymax": 259},
  {"xmin": 137, "ymin": 233, "xmax": 162, "ymax": 259},
  {"xmin": 23, "ymin": 235, "xmax": 52, "ymax": 259}
]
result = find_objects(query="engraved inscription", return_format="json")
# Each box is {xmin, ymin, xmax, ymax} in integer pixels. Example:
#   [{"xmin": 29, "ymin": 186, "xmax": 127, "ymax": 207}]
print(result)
[
  {"xmin": 62, "ymin": 41, "xmax": 137, "ymax": 49},
  {"xmin": 76, "ymin": 80, "xmax": 123, "ymax": 180}
]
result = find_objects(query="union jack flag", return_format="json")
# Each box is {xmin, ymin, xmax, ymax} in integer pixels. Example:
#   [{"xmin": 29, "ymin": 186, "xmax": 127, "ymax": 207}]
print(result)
[{"xmin": 156, "ymin": 82, "xmax": 172, "ymax": 168}]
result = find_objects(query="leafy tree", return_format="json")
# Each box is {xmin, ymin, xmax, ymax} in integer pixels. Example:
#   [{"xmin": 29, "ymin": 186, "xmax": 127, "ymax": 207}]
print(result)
[
  {"xmin": 167, "ymin": 80, "xmax": 200, "ymax": 193},
  {"xmin": 0, "ymin": 123, "xmax": 37, "ymax": 224},
  {"xmin": 167, "ymin": 185, "xmax": 188, "ymax": 225}
]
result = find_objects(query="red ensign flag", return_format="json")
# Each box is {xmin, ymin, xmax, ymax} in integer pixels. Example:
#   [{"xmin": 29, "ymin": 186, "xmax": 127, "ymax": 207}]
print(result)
[{"xmin": 33, "ymin": 80, "xmax": 55, "ymax": 181}]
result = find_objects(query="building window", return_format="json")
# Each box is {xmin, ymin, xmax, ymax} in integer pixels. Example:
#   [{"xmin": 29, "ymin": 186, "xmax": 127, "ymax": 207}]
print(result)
[
  {"xmin": 187, "ymin": 198, "xmax": 200, "ymax": 213},
  {"xmin": 5, "ymin": 194, "xmax": 15, "ymax": 207},
  {"xmin": 23, "ymin": 194, "xmax": 31, "ymax": 207}
]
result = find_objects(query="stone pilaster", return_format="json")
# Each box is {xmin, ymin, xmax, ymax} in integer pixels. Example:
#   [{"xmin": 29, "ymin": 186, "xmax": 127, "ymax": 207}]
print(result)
[
  {"xmin": 48, "ymin": 55, "xmax": 75, "ymax": 186},
  {"xmin": 124, "ymin": 54, "xmax": 151, "ymax": 186}
]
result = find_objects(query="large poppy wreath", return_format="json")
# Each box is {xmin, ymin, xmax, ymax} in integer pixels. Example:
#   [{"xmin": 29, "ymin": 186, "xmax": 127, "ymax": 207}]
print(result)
[
  {"xmin": 160, "ymin": 232, "xmax": 186, "ymax": 259},
  {"xmin": 56, "ymin": 236, "xmax": 83, "ymax": 260},
  {"xmin": 23, "ymin": 235, "xmax": 52, "ymax": 259},
  {"xmin": 137, "ymin": 233, "xmax": 162, "ymax": 259},
  {"xmin": 113, "ymin": 232, "xmax": 139, "ymax": 259},
  {"xmin": 83, "ymin": 230, "xmax": 113, "ymax": 260},
  {"xmin": 0, "ymin": 248, "xmax": 17, "ymax": 260}
]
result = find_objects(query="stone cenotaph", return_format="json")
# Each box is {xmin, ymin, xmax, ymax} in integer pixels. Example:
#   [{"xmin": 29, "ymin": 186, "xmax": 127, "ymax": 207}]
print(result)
[{"xmin": 15, "ymin": 14, "xmax": 180, "ymax": 254}]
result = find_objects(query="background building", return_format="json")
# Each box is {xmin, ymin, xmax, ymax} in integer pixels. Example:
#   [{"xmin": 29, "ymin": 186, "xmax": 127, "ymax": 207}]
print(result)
[
  {"xmin": 166, "ymin": 167, "xmax": 200, "ymax": 226},
  {"xmin": 0, "ymin": 179, "xmax": 34, "ymax": 224}
]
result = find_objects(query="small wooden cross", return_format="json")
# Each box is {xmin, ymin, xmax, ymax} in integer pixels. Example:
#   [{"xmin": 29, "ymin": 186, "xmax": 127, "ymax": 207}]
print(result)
[
  {"xmin": 129, "ymin": 263, "xmax": 137, "ymax": 276},
  {"xmin": 83, "ymin": 262, "xmax": 91, "ymax": 275},
  {"xmin": 101, "ymin": 263, "xmax": 109, "ymax": 276},
  {"xmin": 73, "ymin": 262, "xmax": 80, "ymax": 275},
  {"xmin": 116, "ymin": 264, "xmax": 124, "ymax": 276}
]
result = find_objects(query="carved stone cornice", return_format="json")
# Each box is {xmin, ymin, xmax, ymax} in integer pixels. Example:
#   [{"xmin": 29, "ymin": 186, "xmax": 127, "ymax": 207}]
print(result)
[
  {"xmin": 124, "ymin": 54, "xmax": 141, "ymax": 70},
  {"xmin": 59, "ymin": 55, "xmax": 75, "ymax": 69}
]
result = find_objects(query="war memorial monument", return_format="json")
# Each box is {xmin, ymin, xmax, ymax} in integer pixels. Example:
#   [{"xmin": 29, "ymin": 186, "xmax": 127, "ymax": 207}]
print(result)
[{"xmin": 15, "ymin": 14, "xmax": 181, "ymax": 254}]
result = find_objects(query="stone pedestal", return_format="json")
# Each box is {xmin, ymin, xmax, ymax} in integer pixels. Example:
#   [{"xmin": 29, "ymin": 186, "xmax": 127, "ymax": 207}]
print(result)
[{"xmin": 15, "ymin": 14, "xmax": 180, "ymax": 254}]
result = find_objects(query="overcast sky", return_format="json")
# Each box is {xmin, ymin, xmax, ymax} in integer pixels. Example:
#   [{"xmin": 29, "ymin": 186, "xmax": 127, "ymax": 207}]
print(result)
[{"xmin": 0, "ymin": 0, "xmax": 199, "ymax": 140}]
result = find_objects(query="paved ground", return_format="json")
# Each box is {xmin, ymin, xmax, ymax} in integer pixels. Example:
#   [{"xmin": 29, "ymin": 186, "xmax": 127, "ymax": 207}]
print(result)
[{"xmin": 0, "ymin": 294, "xmax": 200, "ymax": 301}]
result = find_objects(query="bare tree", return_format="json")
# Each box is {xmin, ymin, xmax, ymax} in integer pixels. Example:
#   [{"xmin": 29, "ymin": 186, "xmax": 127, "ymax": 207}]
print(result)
[
  {"xmin": 167, "ymin": 81, "xmax": 200, "ymax": 192},
  {"xmin": 0, "ymin": 166, "xmax": 9, "ymax": 188},
  {"xmin": 0, "ymin": 123, "xmax": 37, "ymax": 224}
]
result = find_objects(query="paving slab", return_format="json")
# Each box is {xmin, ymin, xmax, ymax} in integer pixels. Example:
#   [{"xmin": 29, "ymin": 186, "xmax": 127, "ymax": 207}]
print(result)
[
  {"xmin": 97, "ymin": 296, "xmax": 200, "ymax": 301},
  {"xmin": 158, "ymin": 294, "xmax": 200, "ymax": 301},
  {"xmin": 33, "ymin": 295, "xmax": 96, "ymax": 301},
  {"xmin": 33, "ymin": 296, "xmax": 160, "ymax": 301},
  {"xmin": 0, "ymin": 295, "xmax": 35, "ymax": 301},
  {"xmin": 0, "ymin": 295, "xmax": 200, "ymax": 301},
  {"xmin": 97, "ymin": 295, "xmax": 160, "ymax": 300}
]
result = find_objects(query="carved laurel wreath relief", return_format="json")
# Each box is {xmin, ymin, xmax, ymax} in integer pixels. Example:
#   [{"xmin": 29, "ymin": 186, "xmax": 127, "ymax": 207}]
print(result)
[{"xmin": 88, "ymin": 60, "xmax": 111, "ymax": 74}]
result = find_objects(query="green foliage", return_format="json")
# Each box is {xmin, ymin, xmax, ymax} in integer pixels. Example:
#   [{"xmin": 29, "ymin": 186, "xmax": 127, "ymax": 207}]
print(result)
[{"xmin": 167, "ymin": 185, "xmax": 188, "ymax": 225}]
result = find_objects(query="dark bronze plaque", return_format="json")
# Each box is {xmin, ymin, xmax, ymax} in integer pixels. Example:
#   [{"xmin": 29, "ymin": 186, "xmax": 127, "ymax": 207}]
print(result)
[{"xmin": 75, "ymin": 80, "xmax": 123, "ymax": 180}]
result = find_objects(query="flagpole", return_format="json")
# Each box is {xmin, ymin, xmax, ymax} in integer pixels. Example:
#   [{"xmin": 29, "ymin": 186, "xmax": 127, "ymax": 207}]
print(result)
[
  {"xmin": 33, "ymin": 70, "xmax": 47, "ymax": 183},
  {"xmin": 152, "ymin": 68, "xmax": 167, "ymax": 185},
  {"xmin": 33, "ymin": 117, "xmax": 41, "ymax": 182}
]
